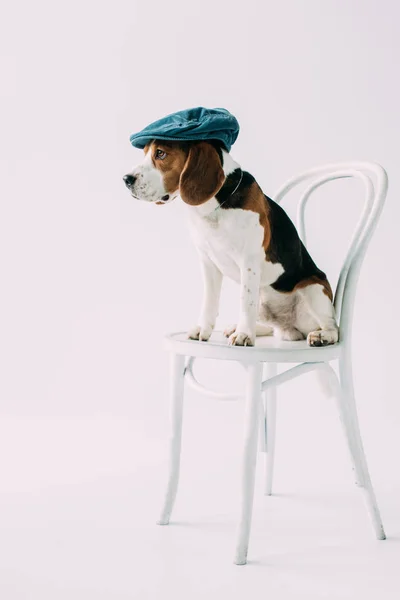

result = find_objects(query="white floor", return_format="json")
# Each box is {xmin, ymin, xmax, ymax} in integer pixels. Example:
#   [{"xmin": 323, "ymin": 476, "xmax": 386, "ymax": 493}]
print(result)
[{"xmin": 0, "ymin": 394, "xmax": 398, "ymax": 599}]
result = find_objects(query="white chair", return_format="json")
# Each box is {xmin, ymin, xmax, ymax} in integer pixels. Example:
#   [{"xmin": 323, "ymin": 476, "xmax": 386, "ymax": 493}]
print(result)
[{"xmin": 157, "ymin": 162, "xmax": 388, "ymax": 565}]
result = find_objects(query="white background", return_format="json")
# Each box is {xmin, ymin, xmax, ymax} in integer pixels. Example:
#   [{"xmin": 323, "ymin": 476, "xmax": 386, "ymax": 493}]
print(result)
[{"xmin": 1, "ymin": 1, "xmax": 399, "ymax": 598}]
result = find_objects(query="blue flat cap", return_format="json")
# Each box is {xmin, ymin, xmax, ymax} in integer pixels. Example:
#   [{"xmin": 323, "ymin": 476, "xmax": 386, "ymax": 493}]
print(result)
[{"xmin": 129, "ymin": 107, "xmax": 239, "ymax": 152}]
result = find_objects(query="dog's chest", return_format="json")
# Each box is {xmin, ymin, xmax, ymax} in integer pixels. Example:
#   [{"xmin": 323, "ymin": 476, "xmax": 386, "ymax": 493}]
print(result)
[{"xmin": 187, "ymin": 204, "xmax": 264, "ymax": 281}]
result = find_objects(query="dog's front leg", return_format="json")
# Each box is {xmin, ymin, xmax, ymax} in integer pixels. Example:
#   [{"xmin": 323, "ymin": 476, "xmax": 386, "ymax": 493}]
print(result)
[
  {"xmin": 188, "ymin": 253, "xmax": 222, "ymax": 342},
  {"xmin": 228, "ymin": 255, "xmax": 260, "ymax": 347}
]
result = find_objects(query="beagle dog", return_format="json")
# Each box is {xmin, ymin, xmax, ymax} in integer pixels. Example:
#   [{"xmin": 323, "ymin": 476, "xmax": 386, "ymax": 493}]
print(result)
[{"xmin": 123, "ymin": 140, "xmax": 339, "ymax": 347}]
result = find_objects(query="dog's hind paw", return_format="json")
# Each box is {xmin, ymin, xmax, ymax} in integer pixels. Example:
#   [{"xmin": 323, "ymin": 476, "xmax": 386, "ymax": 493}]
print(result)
[
  {"xmin": 224, "ymin": 324, "xmax": 237, "ymax": 338},
  {"xmin": 225, "ymin": 322, "xmax": 273, "ymax": 338},
  {"xmin": 307, "ymin": 329, "xmax": 338, "ymax": 347}
]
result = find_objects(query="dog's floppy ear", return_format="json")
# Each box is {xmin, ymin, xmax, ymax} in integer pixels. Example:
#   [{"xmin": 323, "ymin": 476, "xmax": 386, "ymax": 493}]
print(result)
[{"xmin": 179, "ymin": 142, "xmax": 225, "ymax": 206}]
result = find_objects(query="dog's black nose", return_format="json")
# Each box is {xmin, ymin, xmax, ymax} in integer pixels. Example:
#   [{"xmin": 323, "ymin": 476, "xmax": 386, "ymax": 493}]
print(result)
[{"xmin": 123, "ymin": 174, "xmax": 136, "ymax": 187}]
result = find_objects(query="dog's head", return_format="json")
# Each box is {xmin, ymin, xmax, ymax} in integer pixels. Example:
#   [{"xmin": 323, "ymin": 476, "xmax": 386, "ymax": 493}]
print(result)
[{"xmin": 123, "ymin": 140, "xmax": 225, "ymax": 206}]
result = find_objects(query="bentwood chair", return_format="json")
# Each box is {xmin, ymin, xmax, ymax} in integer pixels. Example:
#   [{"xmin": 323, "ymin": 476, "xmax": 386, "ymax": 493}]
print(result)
[{"xmin": 157, "ymin": 162, "xmax": 388, "ymax": 565}]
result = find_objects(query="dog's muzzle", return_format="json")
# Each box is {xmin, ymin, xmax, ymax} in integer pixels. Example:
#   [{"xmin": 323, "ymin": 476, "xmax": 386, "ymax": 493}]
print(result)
[{"xmin": 122, "ymin": 174, "xmax": 173, "ymax": 203}]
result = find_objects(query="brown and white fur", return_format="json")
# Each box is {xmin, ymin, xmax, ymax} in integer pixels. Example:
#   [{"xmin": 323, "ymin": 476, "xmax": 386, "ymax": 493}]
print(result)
[{"xmin": 123, "ymin": 141, "xmax": 339, "ymax": 347}]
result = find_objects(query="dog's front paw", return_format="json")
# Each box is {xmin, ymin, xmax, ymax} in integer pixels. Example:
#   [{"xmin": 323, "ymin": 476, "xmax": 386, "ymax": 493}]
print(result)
[
  {"xmin": 228, "ymin": 331, "xmax": 255, "ymax": 347},
  {"xmin": 187, "ymin": 325, "xmax": 213, "ymax": 342}
]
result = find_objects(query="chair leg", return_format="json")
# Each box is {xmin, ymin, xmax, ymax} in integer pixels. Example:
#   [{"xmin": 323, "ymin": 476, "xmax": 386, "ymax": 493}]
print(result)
[
  {"xmin": 157, "ymin": 353, "xmax": 186, "ymax": 526},
  {"xmin": 337, "ymin": 356, "xmax": 386, "ymax": 540},
  {"xmin": 263, "ymin": 362, "xmax": 277, "ymax": 496},
  {"xmin": 234, "ymin": 363, "xmax": 263, "ymax": 565}
]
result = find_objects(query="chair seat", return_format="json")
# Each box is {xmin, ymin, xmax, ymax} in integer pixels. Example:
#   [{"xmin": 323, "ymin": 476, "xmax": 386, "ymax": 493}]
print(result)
[{"xmin": 165, "ymin": 331, "xmax": 342, "ymax": 363}]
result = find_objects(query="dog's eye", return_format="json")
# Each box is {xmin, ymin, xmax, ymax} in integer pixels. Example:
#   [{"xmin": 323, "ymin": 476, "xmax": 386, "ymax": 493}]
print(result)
[{"xmin": 155, "ymin": 149, "xmax": 167, "ymax": 160}]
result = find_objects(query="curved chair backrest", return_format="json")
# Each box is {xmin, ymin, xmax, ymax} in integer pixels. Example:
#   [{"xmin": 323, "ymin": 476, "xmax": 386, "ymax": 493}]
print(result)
[{"xmin": 273, "ymin": 162, "xmax": 388, "ymax": 344}]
